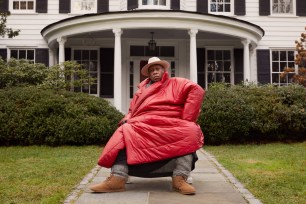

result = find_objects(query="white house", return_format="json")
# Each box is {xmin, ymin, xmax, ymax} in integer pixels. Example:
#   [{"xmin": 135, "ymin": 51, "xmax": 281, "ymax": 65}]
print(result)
[{"xmin": 0, "ymin": 0, "xmax": 305, "ymax": 113}]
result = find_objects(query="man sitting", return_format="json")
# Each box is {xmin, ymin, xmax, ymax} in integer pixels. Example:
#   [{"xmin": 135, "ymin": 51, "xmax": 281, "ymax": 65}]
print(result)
[{"xmin": 90, "ymin": 57, "xmax": 205, "ymax": 195}]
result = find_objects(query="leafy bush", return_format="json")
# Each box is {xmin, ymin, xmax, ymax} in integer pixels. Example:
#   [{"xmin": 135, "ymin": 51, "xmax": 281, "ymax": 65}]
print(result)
[
  {"xmin": 0, "ymin": 58, "xmax": 48, "ymax": 88},
  {"xmin": 0, "ymin": 86, "xmax": 123, "ymax": 146},
  {"xmin": 199, "ymin": 83, "xmax": 306, "ymax": 145}
]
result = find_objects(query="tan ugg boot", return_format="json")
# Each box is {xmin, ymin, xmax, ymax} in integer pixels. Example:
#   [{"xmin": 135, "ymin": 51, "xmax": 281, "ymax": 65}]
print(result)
[
  {"xmin": 172, "ymin": 175, "xmax": 196, "ymax": 195},
  {"xmin": 89, "ymin": 175, "xmax": 126, "ymax": 193}
]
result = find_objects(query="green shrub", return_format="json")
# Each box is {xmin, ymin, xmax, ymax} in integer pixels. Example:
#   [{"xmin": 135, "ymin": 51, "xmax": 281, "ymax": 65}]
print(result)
[
  {"xmin": 199, "ymin": 83, "xmax": 306, "ymax": 145},
  {"xmin": 0, "ymin": 58, "xmax": 48, "ymax": 88},
  {"xmin": 0, "ymin": 86, "xmax": 123, "ymax": 146}
]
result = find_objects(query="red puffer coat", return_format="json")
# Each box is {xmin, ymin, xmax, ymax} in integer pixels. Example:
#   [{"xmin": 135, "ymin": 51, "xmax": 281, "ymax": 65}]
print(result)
[{"xmin": 98, "ymin": 72, "xmax": 205, "ymax": 168}]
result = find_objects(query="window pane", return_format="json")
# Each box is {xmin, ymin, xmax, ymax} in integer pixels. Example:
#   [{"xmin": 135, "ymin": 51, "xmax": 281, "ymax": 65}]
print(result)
[
  {"xmin": 82, "ymin": 50, "xmax": 89, "ymax": 60},
  {"xmin": 19, "ymin": 50, "xmax": 26, "ymax": 59},
  {"xmin": 224, "ymin": 73, "xmax": 231, "ymax": 83},
  {"xmin": 272, "ymin": 62, "xmax": 279, "ymax": 72},
  {"xmin": 160, "ymin": 0, "xmax": 166, "ymax": 5},
  {"xmin": 130, "ymin": 46, "xmax": 144, "ymax": 56},
  {"xmin": 160, "ymin": 46, "xmax": 174, "ymax": 57},
  {"xmin": 225, "ymin": 4, "xmax": 230, "ymax": 12},
  {"xmin": 280, "ymin": 62, "xmax": 287, "ymax": 71},
  {"xmin": 272, "ymin": 73, "xmax": 279, "ymax": 83},
  {"xmin": 11, "ymin": 50, "xmax": 18, "ymax": 58},
  {"xmin": 89, "ymin": 61, "xmax": 97, "ymax": 71},
  {"xmin": 280, "ymin": 51, "xmax": 286, "ymax": 61},
  {"xmin": 28, "ymin": 1, "xmax": 33, "ymax": 9},
  {"xmin": 288, "ymin": 62, "xmax": 295, "ymax": 68},
  {"xmin": 90, "ymin": 50, "xmax": 97, "ymax": 60},
  {"xmin": 224, "ymin": 61, "xmax": 231, "ymax": 71},
  {"xmin": 27, "ymin": 50, "xmax": 34, "ymax": 60},
  {"xmin": 272, "ymin": 51, "xmax": 279, "ymax": 61},
  {"xmin": 224, "ymin": 50, "xmax": 230, "ymax": 60},
  {"xmin": 20, "ymin": 1, "xmax": 27, "ymax": 9},
  {"xmin": 90, "ymin": 84, "xmax": 97, "ymax": 94},
  {"xmin": 216, "ymin": 51, "xmax": 222, "ymax": 60},
  {"xmin": 74, "ymin": 50, "xmax": 82, "ymax": 60},
  {"xmin": 288, "ymin": 51, "xmax": 294, "ymax": 61},
  {"xmin": 207, "ymin": 50, "xmax": 214, "ymax": 60},
  {"xmin": 82, "ymin": 84, "xmax": 89, "ymax": 93},
  {"xmin": 13, "ymin": 2, "xmax": 19, "ymax": 9}
]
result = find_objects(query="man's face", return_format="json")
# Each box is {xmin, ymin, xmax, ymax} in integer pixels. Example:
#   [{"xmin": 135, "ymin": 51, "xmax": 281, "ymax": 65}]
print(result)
[{"xmin": 148, "ymin": 64, "xmax": 165, "ymax": 82}]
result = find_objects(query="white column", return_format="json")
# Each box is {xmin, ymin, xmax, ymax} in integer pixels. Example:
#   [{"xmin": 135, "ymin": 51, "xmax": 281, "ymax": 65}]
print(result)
[
  {"xmin": 48, "ymin": 49, "xmax": 55, "ymax": 67},
  {"xmin": 188, "ymin": 29, "xmax": 198, "ymax": 83},
  {"xmin": 113, "ymin": 28, "xmax": 123, "ymax": 112},
  {"xmin": 242, "ymin": 39, "xmax": 251, "ymax": 82},
  {"xmin": 57, "ymin": 36, "xmax": 67, "ymax": 64}
]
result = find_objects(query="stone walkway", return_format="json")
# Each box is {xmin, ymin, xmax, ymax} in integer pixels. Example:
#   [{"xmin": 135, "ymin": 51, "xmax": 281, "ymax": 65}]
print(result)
[{"xmin": 65, "ymin": 149, "xmax": 262, "ymax": 204}]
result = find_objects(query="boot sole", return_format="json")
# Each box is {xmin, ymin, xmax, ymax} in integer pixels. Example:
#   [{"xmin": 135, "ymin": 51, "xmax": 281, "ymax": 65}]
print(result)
[
  {"xmin": 90, "ymin": 189, "xmax": 126, "ymax": 193},
  {"xmin": 173, "ymin": 187, "xmax": 196, "ymax": 195}
]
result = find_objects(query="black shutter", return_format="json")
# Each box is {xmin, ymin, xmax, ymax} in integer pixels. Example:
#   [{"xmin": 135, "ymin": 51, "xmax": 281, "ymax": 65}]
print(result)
[
  {"xmin": 197, "ymin": 48, "xmax": 205, "ymax": 89},
  {"xmin": 297, "ymin": 0, "xmax": 306, "ymax": 16},
  {"xmin": 36, "ymin": 0, "xmax": 48, "ymax": 13},
  {"xmin": 35, "ymin": 49, "xmax": 49, "ymax": 66},
  {"xmin": 0, "ymin": 49, "xmax": 7, "ymax": 61},
  {"xmin": 98, "ymin": 0, "xmax": 109, "ymax": 13},
  {"xmin": 234, "ymin": 0, "xmax": 245, "ymax": 16},
  {"xmin": 65, "ymin": 48, "xmax": 71, "ymax": 61},
  {"xmin": 0, "ymin": 0, "xmax": 9, "ymax": 12},
  {"xmin": 100, "ymin": 48, "xmax": 114, "ymax": 98},
  {"xmin": 127, "ymin": 0, "xmax": 138, "ymax": 10},
  {"xmin": 259, "ymin": 0, "xmax": 270, "ymax": 16},
  {"xmin": 234, "ymin": 49, "xmax": 244, "ymax": 84},
  {"xmin": 197, "ymin": 0, "xmax": 208, "ymax": 14},
  {"xmin": 257, "ymin": 49, "xmax": 271, "ymax": 84},
  {"xmin": 171, "ymin": 0, "xmax": 180, "ymax": 10},
  {"xmin": 59, "ymin": 0, "xmax": 70, "ymax": 13}
]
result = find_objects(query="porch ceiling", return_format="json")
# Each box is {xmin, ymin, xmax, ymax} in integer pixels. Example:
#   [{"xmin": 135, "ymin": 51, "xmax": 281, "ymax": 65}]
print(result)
[{"xmin": 41, "ymin": 10, "xmax": 264, "ymax": 47}]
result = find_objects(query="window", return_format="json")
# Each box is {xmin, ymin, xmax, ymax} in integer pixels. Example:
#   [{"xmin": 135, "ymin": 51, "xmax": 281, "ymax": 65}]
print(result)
[
  {"xmin": 142, "ymin": 0, "xmax": 166, "ymax": 5},
  {"xmin": 206, "ymin": 49, "xmax": 232, "ymax": 86},
  {"xmin": 10, "ymin": 0, "xmax": 35, "ymax": 13},
  {"xmin": 139, "ymin": 0, "xmax": 169, "ymax": 9},
  {"xmin": 272, "ymin": 0, "xmax": 294, "ymax": 15},
  {"xmin": 10, "ymin": 49, "xmax": 35, "ymax": 63},
  {"xmin": 74, "ymin": 49, "xmax": 98, "ymax": 94},
  {"xmin": 130, "ymin": 46, "xmax": 175, "ymax": 57},
  {"xmin": 71, "ymin": 0, "xmax": 96, "ymax": 13},
  {"xmin": 271, "ymin": 50, "xmax": 296, "ymax": 86},
  {"xmin": 129, "ymin": 61, "xmax": 134, "ymax": 98},
  {"xmin": 209, "ymin": 0, "xmax": 233, "ymax": 14},
  {"xmin": 170, "ymin": 61, "xmax": 175, "ymax": 77}
]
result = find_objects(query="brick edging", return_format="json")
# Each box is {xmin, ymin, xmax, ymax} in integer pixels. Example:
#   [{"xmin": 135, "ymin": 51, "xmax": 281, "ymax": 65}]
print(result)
[
  {"xmin": 200, "ymin": 149, "xmax": 263, "ymax": 204},
  {"xmin": 63, "ymin": 165, "xmax": 101, "ymax": 204}
]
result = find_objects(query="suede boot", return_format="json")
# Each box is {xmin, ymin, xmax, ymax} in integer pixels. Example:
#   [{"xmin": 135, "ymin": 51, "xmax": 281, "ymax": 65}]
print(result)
[
  {"xmin": 172, "ymin": 175, "xmax": 196, "ymax": 195},
  {"xmin": 89, "ymin": 175, "xmax": 126, "ymax": 193}
]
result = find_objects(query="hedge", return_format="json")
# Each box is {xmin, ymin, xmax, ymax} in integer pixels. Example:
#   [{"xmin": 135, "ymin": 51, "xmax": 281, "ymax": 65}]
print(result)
[
  {"xmin": 0, "ymin": 86, "xmax": 123, "ymax": 146},
  {"xmin": 198, "ymin": 83, "xmax": 306, "ymax": 145},
  {"xmin": 1, "ymin": 84, "xmax": 305, "ymax": 146}
]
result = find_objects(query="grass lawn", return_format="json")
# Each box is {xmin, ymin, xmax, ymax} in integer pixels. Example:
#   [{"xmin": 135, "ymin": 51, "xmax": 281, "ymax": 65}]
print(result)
[
  {"xmin": 204, "ymin": 142, "xmax": 306, "ymax": 204},
  {"xmin": 0, "ymin": 146, "xmax": 101, "ymax": 204}
]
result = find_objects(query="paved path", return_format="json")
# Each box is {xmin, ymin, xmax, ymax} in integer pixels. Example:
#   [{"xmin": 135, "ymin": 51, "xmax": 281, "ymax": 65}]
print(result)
[{"xmin": 65, "ymin": 149, "xmax": 262, "ymax": 204}]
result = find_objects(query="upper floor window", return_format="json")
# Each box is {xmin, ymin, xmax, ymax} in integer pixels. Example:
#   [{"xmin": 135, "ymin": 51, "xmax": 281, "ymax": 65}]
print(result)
[
  {"xmin": 10, "ymin": 0, "xmax": 35, "ymax": 13},
  {"xmin": 271, "ymin": 0, "xmax": 295, "ymax": 15},
  {"xmin": 71, "ymin": 0, "xmax": 96, "ymax": 14},
  {"xmin": 139, "ymin": 0, "xmax": 169, "ymax": 9},
  {"xmin": 209, "ymin": 0, "xmax": 234, "ymax": 15}
]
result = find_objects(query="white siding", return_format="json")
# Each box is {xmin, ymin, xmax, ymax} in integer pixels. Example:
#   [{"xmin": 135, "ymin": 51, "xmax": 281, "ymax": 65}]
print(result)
[{"xmin": 109, "ymin": 0, "xmax": 121, "ymax": 11}]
